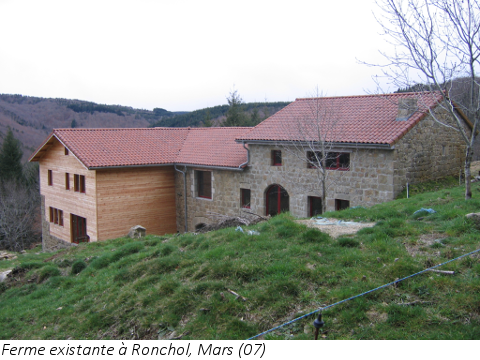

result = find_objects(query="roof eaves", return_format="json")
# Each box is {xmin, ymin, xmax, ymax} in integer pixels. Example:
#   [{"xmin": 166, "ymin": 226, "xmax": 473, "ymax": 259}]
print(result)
[{"xmin": 28, "ymin": 131, "xmax": 55, "ymax": 162}]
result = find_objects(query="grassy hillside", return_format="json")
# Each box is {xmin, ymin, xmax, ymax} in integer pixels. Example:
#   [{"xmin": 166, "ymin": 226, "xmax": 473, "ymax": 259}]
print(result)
[{"xmin": 1, "ymin": 183, "xmax": 480, "ymax": 340}]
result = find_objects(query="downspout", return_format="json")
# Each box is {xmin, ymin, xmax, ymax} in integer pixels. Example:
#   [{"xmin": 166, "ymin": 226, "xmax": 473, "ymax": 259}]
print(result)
[
  {"xmin": 174, "ymin": 165, "xmax": 188, "ymax": 233},
  {"xmin": 238, "ymin": 141, "xmax": 250, "ymax": 169}
]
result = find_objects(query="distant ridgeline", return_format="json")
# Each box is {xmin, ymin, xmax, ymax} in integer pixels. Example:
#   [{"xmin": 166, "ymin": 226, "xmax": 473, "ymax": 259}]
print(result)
[
  {"xmin": 66, "ymin": 102, "xmax": 187, "ymax": 121},
  {"xmin": 149, "ymin": 101, "xmax": 291, "ymax": 128}
]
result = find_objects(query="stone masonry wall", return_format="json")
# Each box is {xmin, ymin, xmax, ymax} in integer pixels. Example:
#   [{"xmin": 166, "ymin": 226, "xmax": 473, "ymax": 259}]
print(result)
[
  {"xmin": 41, "ymin": 195, "xmax": 76, "ymax": 252},
  {"xmin": 175, "ymin": 145, "xmax": 396, "ymax": 232},
  {"xmin": 393, "ymin": 106, "xmax": 469, "ymax": 197}
]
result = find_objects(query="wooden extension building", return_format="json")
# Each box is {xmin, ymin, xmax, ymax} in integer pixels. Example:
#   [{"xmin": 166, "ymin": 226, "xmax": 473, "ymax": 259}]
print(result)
[{"xmin": 29, "ymin": 127, "xmax": 248, "ymax": 250}]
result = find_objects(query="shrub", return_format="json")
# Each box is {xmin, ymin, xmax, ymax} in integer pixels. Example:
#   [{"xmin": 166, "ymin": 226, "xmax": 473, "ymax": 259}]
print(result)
[
  {"xmin": 38, "ymin": 265, "xmax": 61, "ymax": 283},
  {"xmin": 71, "ymin": 260, "xmax": 87, "ymax": 275}
]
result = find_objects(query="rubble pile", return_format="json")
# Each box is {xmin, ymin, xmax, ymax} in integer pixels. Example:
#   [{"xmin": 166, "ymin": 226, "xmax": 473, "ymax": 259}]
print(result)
[{"xmin": 0, "ymin": 252, "xmax": 17, "ymax": 261}]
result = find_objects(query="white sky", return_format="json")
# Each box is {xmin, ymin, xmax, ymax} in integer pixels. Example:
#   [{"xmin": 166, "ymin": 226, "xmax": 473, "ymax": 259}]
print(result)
[{"xmin": 0, "ymin": 0, "xmax": 390, "ymax": 112}]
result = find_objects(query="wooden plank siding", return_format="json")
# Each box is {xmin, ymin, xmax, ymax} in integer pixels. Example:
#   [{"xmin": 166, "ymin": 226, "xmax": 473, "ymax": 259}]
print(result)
[
  {"xmin": 39, "ymin": 139, "xmax": 98, "ymax": 242},
  {"xmin": 96, "ymin": 166, "xmax": 177, "ymax": 240}
]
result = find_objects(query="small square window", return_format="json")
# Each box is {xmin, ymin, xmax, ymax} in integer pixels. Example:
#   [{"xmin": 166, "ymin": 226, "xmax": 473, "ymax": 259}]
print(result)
[
  {"xmin": 48, "ymin": 170, "xmax": 53, "ymax": 186},
  {"xmin": 307, "ymin": 151, "xmax": 322, "ymax": 168},
  {"xmin": 272, "ymin": 150, "xmax": 282, "ymax": 166},
  {"xmin": 49, "ymin": 207, "xmax": 64, "ymax": 226},
  {"xmin": 335, "ymin": 199, "xmax": 350, "ymax": 211},
  {"xmin": 240, "ymin": 189, "xmax": 251, "ymax": 209}
]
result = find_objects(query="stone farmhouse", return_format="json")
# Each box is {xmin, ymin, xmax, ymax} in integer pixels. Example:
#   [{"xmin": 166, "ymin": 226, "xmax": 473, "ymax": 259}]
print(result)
[{"xmin": 30, "ymin": 92, "xmax": 470, "ymax": 250}]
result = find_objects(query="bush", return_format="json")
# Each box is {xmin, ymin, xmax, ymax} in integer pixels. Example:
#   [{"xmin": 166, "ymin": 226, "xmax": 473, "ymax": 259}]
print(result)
[
  {"xmin": 38, "ymin": 265, "xmax": 61, "ymax": 283},
  {"xmin": 71, "ymin": 260, "xmax": 87, "ymax": 275}
]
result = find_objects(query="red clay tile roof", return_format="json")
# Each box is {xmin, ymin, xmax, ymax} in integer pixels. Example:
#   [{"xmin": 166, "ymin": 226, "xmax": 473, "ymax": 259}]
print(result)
[
  {"xmin": 236, "ymin": 92, "xmax": 445, "ymax": 145},
  {"xmin": 177, "ymin": 127, "xmax": 250, "ymax": 168},
  {"xmin": 30, "ymin": 127, "xmax": 250, "ymax": 169}
]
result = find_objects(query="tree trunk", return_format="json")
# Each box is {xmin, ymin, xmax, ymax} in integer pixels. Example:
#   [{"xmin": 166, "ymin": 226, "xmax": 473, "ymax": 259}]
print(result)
[{"xmin": 464, "ymin": 146, "xmax": 473, "ymax": 200}]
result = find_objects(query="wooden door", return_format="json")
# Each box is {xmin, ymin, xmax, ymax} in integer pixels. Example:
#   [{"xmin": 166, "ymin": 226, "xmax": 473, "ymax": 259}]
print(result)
[{"xmin": 71, "ymin": 214, "xmax": 89, "ymax": 244}]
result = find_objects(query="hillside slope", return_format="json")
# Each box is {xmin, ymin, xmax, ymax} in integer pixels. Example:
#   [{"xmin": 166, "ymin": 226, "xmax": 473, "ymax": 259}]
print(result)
[
  {"xmin": 0, "ymin": 94, "xmax": 178, "ymax": 161},
  {"xmin": 1, "ymin": 182, "xmax": 479, "ymax": 340}
]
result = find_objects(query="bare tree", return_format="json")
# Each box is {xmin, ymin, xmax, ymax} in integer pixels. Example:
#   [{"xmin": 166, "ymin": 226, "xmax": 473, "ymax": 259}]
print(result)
[
  {"xmin": 0, "ymin": 181, "xmax": 40, "ymax": 252},
  {"xmin": 371, "ymin": 0, "xmax": 480, "ymax": 199},
  {"xmin": 278, "ymin": 91, "xmax": 356, "ymax": 214}
]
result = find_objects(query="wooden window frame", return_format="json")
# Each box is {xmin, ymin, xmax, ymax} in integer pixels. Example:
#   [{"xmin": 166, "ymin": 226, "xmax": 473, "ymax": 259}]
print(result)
[
  {"xmin": 240, "ymin": 188, "xmax": 251, "ymax": 209},
  {"xmin": 65, "ymin": 173, "xmax": 70, "ymax": 190},
  {"xmin": 49, "ymin": 207, "xmax": 64, "ymax": 226},
  {"xmin": 271, "ymin": 150, "xmax": 282, "ymax": 166},
  {"xmin": 196, "ymin": 170, "xmax": 212, "ymax": 199},
  {"xmin": 307, "ymin": 151, "xmax": 350, "ymax": 171},
  {"xmin": 48, "ymin": 170, "xmax": 53, "ymax": 186},
  {"xmin": 308, "ymin": 196, "xmax": 323, "ymax": 217},
  {"xmin": 335, "ymin": 199, "xmax": 350, "ymax": 211},
  {"xmin": 74, "ymin": 174, "xmax": 86, "ymax": 193}
]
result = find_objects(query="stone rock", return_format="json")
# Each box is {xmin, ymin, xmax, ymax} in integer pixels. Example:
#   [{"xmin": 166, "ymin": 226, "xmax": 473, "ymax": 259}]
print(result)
[
  {"xmin": 466, "ymin": 213, "xmax": 480, "ymax": 229},
  {"xmin": 128, "ymin": 225, "xmax": 146, "ymax": 239},
  {"xmin": 0, "ymin": 270, "xmax": 12, "ymax": 283}
]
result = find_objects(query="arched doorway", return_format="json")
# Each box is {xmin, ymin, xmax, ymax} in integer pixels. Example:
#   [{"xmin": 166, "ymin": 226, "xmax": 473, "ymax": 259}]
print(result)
[{"xmin": 266, "ymin": 184, "xmax": 289, "ymax": 216}]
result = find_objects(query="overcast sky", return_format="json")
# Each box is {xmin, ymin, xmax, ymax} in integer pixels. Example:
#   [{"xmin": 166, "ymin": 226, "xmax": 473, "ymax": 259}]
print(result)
[{"xmin": 0, "ymin": 0, "xmax": 390, "ymax": 111}]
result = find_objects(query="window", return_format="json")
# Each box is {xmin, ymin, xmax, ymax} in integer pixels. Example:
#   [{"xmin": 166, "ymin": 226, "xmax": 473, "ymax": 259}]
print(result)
[
  {"xmin": 272, "ymin": 150, "xmax": 282, "ymax": 166},
  {"xmin": 65, "ymin": 147, "xmax": 69, "ymax": 155},
  {"xmin": 195, "ymin": 223, "xmax": 207, "ymax": 232},
  {"xmin": 335, "ymin": 199, "xmax": 350, "ymax": 211},
  {"xmin": 65, "ymin": 173, "xmax": 70, "ymax": 190},
  {"xmin": 308, "ymin": 196, "xmax": 322, "ymax": 217},
  {"xmin": 196, "ymin": 170, "xmax": 212, "ymax": 199},
  {"xmin": 49, "ymin": 207, "xmax": 64, "ymax": 226},
  {"xmin": 240, "ymin": 188, "xmax": 251, "ymax": 209},
  {"xmin": 307, "ymin": 151, "xmax": 350, "ymax": 170},
  {"xmin": 74, "ymin": 174, "xmax": 86, "ymax": 193},
  {"xmin": 48, "ymin": 170, "xmax": 53, "ymax": 186}
]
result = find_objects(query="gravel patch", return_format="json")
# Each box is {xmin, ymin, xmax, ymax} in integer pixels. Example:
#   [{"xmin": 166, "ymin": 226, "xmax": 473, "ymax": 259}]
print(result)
[{"xmin": 296, "ymin": 218, "xmax": 376, "ymax": 238}]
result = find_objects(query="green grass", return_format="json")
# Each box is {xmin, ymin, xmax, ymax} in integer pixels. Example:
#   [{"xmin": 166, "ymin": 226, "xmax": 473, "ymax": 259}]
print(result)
[{"xmin": 1, "ymin": 182, "xmax": 480, "ymax": 340}]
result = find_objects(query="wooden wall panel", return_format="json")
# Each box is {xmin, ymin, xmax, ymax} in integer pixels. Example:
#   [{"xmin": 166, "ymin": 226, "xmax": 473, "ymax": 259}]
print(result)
[
  {"xmin": 96, "ymin": 166, "xmax": 177, "ymax": 240},
  {"xmin": 39, "ymin": 139, "xmax": 98, "ymax": 242}
]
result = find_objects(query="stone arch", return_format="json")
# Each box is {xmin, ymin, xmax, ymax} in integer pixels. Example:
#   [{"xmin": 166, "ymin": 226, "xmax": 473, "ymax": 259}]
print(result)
[{"xmin": 265, "ymin": 184, "xmax": 289, "ymax": 216}]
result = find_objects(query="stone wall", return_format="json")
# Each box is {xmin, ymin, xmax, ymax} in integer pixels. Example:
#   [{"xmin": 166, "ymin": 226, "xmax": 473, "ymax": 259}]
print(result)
[
  {"xmin": 175, "ymin": 145, "xmax": 396, "ymax": 232},
  {"xmin": 41, "ymin": 195, "xmax": 76, "ymax": 252},
  {"xmin": 393, "ymin": 106, "xmax": 468, "ymax": 196}
]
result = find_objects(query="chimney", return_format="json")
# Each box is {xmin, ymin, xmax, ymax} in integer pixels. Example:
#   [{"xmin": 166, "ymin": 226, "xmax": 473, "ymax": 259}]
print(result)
[{"xmin": 396, "ymin": 98, "xmax": 417, "ymax": 121}]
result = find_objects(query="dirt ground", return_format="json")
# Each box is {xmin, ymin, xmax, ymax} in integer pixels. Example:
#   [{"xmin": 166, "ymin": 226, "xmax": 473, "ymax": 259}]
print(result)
[{"xmin": 296, "ymin": 218, "xmax": 376, "ymax": 238}]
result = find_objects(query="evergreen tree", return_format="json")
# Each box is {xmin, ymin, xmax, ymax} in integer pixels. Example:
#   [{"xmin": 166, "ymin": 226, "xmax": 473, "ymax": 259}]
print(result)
[
  {"xmin": 71, "ymin": 119, "xmax": 77, "ymax": 128},
  {"xmin": 0, "ymin": 128, "xmax": 23, "ymax": 182},
  {"xmin": 203, "ymin": 109, "xmax": 213, "ymax": 127},
  {"xmin": 250, "ymin": 105, "xmax": 261, "ymax": 126},
  {"xmin": 223, "ymin": 90, "xmax": 247, "ymax": 127}
]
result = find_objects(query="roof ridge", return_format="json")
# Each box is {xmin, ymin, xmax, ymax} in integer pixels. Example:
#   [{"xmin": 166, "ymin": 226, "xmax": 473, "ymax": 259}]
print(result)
[{"xmin": 295, "ymin": 91, "xmax": 442, "ymax": 101}]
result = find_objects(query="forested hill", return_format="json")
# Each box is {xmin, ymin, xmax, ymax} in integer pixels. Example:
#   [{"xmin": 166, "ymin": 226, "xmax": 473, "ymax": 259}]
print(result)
[
  {"xmin": 0, "ymin": 94, "xmax": 182, "ymax": 161},
  {"xmin": 0, "ymin": 94, "xmax": 290, "ymax": 162},
  {"xmin": 149, "ymin": 101, "xmax": 291, "ymax": 128}
]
